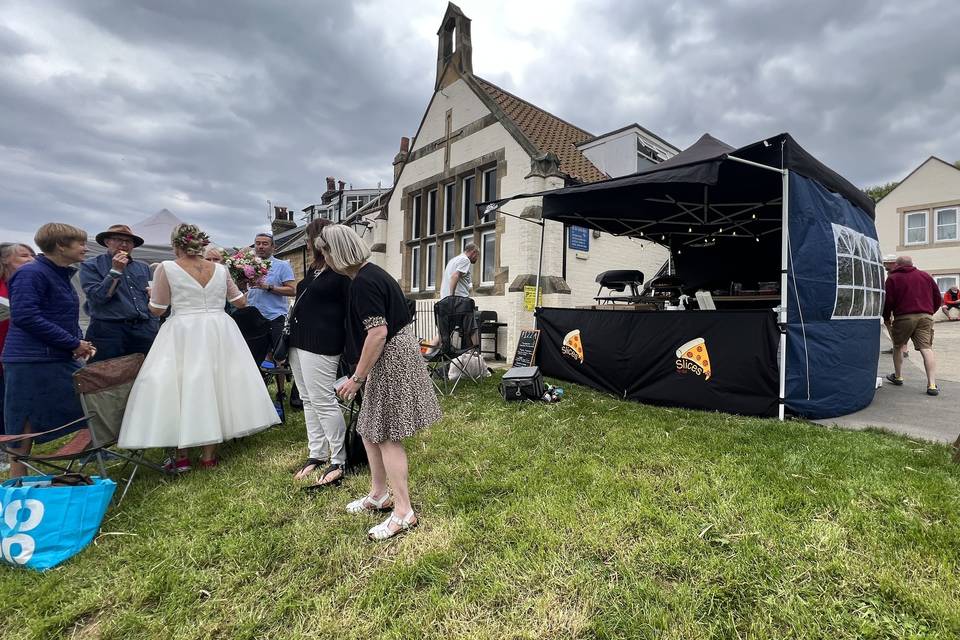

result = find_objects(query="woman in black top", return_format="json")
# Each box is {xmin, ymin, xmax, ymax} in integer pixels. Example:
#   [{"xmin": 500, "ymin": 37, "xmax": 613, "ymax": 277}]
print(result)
[
  {"xmin": 318, "ymin": 224, "xmax": 441, "ymax": 541},
  {"xmin": 287, "ymin": 218, "xmax": 352, "ymax": 484}
]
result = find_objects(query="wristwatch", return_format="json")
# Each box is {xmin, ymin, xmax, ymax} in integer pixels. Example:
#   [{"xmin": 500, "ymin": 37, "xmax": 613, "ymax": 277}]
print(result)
[
  {"xmin": 351, "ymin": 374, "xmax": 366, "ymax": 385},
  {"xmin": 267, "ymin": 284, "xmax": 273, "ymax": 292}
]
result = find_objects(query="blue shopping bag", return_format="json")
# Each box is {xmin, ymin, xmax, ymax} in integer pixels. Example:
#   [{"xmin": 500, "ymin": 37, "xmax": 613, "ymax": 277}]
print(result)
[{"xmin": 0, "ymin": 475, "xmax": 116, "ymax": 572}]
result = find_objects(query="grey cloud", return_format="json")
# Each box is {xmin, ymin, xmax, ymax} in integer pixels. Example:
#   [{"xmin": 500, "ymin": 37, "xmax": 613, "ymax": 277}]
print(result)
[{"xmin": 1, "ymin": 0, "xmax": 958, "ymax": 248}]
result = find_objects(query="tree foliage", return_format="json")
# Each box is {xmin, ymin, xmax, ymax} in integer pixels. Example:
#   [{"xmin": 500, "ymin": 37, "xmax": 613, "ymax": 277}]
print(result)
[{"xmin": 863, "ymin": 181, "xmax": 900, "ymax": 202}]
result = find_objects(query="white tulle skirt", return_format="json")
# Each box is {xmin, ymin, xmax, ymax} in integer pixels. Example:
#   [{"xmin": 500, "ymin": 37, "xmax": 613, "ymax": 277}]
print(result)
[{"xmin": 119, "ymin": 309, "xmax": 279, "ymax": 449}]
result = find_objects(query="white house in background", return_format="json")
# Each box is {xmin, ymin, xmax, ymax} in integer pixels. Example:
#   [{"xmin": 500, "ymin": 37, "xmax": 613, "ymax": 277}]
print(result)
[
  {"xmin": 875, "ymin": 157, "xmax": 960, "ymax": 311},
  {"xmin": 577, "ymin": 124, "xmax": 679, "ymax": 178},
  {"xmin": 358, "ymin": 2, "xmax": 676, "ymax": 352},
  {"xmin": 302, "ymin": 177, "xmax": 389, "ymax": 224}
]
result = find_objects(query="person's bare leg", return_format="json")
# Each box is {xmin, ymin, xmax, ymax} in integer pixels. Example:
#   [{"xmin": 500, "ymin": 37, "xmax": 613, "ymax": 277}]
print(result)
[
  {"xmin": 8, "ymin": 420, "xmax": 33, "ymax": 478},
  {"xmin": 919, "ymin": 348, "xmax": 937, "ymax": 388},
  {"xmin": 379, "ymin": 440, "xmax": 416, "ymax": 530},
  {"xmin": 364, "ymin": 438, "xmax": 388, "ymax": 499},
  {"xmin": 200, "ymin": 444, "xmax": 217, "ymax": 463},
  {"xmin": 892, "ymin": 346, "xmax": 904, "ymax": 379}
]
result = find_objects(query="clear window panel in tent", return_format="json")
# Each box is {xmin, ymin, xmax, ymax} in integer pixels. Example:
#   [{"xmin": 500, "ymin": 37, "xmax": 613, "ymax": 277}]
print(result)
[
  {"xmin": 853, "ymin": 259, "xmax": 864, "ymax": 287},
  {"xmin": 852, "ymin": 288, "xmax": 865, "ymax": 317},
  {"xmin": 838, "ymin": 256, "xmax": 854, "ymax": 286},
  {"xmin": 838, "ymin": 228, "xmax": 853, "ymax": 254},
  {"xmin": 864, "ymin": 291, "xmax": 876, "ymax": 317},
  {"xmin": 835, "ymin": 287, "xmax": 854, "ymax": 317}
]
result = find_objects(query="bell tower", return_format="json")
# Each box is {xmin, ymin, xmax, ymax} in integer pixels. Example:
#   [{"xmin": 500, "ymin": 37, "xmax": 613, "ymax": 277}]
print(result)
[{"xmin": 435, "ymin": 2, "xmax": 473, "ymax": 90}]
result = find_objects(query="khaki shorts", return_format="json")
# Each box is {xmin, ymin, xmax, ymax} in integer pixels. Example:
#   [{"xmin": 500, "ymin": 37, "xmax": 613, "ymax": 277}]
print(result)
[{"xmin": 891, "ymin": 314, "xmax": 935, "ymax": 350}]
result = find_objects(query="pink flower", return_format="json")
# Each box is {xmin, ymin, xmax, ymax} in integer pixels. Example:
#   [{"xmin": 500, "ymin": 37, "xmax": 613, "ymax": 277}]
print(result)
[{"xmin": 243, "ymin": 265, "xmax": 255, "ymax": 278}]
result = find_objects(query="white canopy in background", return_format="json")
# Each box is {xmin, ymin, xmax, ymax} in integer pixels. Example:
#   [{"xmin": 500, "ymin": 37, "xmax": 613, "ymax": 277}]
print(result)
[{"xmin": 83, "ymin": 208, "xmax": 190, "ymax": 264}]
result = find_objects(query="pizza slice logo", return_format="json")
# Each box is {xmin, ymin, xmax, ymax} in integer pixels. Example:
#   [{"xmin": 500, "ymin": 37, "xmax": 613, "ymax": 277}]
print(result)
[
  {"xmin": 675, "ymin": 337, "xmax": 712, "ymax": 380},
  {"xmin": 561, "ymin": 329, "xmax": 584, "ymax": 364}
]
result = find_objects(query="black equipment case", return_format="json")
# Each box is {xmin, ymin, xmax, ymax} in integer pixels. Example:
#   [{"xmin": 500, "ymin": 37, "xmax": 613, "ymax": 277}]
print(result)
[{"xmin": 499, "ymin": 366, "xmax": 545, "ymax": 402}]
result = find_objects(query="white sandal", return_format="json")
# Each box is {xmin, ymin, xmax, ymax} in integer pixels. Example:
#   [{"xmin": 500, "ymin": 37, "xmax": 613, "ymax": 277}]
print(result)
[
  {"xmin": 368, "ymin": 511, "xmax": 418, "ymax": 541},
  {"xmin": 345, "ymin": 492, "xmax": 393, "ymax": 514}
]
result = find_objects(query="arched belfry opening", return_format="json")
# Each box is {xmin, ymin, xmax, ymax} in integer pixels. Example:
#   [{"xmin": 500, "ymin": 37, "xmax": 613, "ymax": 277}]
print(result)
[{"xmin": 435, "ymin": 2, "xmax": 473, "ymax": 89}]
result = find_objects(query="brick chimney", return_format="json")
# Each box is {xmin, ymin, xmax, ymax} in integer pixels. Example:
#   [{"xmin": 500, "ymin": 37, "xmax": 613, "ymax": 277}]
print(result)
[
  {"xmin": 337, "ymin": 180, "xmax": 346, "ymax": 192},
  {"xmin": 393, "ymin": 136, "xmax": 410, "ymax": 183},
  {"xmin": 271, "ymin": 205, "xmax": 296, "ymax": 236},
  {"xmin": 321, "ymin": 177, "xmax": 337, "ymax": 205}
]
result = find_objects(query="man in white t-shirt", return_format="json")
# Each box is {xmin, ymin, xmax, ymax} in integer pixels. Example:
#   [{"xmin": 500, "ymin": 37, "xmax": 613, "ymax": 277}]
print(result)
[
  {"xmin": 440, "ymin": 243, "xmax": 479, "ymax": 299},
  {"xmin": 424, "ymin": 244, "xmax": 479, "ymax": 358}
]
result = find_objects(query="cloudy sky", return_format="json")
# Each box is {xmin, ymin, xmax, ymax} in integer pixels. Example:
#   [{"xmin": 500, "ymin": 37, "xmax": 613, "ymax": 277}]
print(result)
[{"xmin": 2, "ymin": 0, "xmax": 958, "ymax": 248}]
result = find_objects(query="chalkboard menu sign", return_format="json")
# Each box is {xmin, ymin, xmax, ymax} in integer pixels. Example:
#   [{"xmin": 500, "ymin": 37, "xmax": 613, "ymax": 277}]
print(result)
[{"xmin": 512, "ymin": 329, "xmax": 540, "ymax": 367}]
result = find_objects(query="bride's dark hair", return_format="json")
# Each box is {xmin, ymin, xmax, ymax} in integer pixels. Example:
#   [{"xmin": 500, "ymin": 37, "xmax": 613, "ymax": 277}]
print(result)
[{"xmin": 305, "ymin": 218, "xmax": 332, "ymax": 271}]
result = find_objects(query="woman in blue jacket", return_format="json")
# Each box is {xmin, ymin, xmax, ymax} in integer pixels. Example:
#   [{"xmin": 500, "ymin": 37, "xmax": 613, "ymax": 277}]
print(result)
[{"xmin": 3, "ymin": 223, "xmax": 94, "ymax": 477}]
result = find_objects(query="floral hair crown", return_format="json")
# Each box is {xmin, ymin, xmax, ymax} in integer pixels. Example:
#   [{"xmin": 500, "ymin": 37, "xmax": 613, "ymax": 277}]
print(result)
[{"xmin": 172, "ymin": 224, "xmax": 210, "ymax": 256}]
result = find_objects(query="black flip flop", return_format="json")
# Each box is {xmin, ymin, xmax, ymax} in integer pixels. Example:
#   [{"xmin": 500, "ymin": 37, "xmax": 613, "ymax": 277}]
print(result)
[
  {"xmin": 302, "ymin": 464, "xmax": 345, "ymax": 492},
  {"xmin": 291, "ymin": 457, "xmax": 325, "ymax": 476}
]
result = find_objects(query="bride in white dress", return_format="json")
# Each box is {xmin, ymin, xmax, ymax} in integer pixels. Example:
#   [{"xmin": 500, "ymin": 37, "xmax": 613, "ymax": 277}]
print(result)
[{"xmin": 119, "ymin": 223, "xmax": 279, "ymax": 471}]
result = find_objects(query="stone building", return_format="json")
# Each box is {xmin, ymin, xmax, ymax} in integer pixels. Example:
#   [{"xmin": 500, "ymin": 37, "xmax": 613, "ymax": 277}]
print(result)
[{"xmin": 355, "ymin": 3, "xmax": 677, "ymax": 352}]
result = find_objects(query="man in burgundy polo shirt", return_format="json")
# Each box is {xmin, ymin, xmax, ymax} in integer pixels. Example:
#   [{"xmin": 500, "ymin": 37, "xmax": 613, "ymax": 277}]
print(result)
[{"xmin": 883, "ymin": 256, "xmax": 943, "ymax": 396}]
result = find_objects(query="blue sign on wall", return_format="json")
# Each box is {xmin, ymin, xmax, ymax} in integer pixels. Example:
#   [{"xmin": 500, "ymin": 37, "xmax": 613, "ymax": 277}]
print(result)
[{"xmin": 568, "ymin": 226, "xmax": 590, "ymax": 251}]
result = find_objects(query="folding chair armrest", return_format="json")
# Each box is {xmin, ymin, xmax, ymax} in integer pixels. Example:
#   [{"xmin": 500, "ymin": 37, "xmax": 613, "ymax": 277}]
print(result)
[{"xmin": 0, "ymin": 414, "xmax": 90, "ymax": 447}]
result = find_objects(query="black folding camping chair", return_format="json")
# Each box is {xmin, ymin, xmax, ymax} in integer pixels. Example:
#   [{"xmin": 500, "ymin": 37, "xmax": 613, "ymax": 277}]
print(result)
[
  {"xmin": 0, "ymin": 354, "xmax": 168, "ymax": 504},
  {"xmin": 425, "ymin": 295, "xmax": 485, "ymax": 395}
]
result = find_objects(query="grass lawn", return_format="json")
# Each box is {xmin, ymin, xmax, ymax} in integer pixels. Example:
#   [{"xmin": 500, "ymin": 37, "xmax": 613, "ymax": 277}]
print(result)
[{"xmin": 1, "ymin": 374, "xmax": 959, "ymax": 639}]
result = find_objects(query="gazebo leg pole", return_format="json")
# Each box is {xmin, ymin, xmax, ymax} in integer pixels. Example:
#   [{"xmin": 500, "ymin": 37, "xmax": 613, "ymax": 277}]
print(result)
[
  {"xmin": 778, "ymin": 169, "xmax": 790, "ymax": 421},
  {"xmin": 534, "ymin": 218, "xmax": 545, "ymax": 308}
]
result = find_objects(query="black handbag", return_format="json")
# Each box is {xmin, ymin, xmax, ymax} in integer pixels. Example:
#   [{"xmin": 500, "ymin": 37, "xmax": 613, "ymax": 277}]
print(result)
[
  {"xmin": 499, "ymin": 366, "xmax": 546, "ymax": 402},
  {"xmin": 272, "ymin": 280, "xmax": 310, "ymax": 362},
  {"xmin": 272, "ymin": 323, "xmax": 291, "ymax": 362}
]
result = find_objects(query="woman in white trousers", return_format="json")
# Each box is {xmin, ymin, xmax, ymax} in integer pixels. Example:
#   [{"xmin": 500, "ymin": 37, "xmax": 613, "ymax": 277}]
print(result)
[{"xmin": 287, "ymin": 218, "xmax": 352, "ymax": 486}]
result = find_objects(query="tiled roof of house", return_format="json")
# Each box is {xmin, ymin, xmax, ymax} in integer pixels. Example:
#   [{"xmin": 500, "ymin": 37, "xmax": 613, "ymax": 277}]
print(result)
[{"xmin": 474, "ymin": 76, "xmax": 608, "ymax": 184}]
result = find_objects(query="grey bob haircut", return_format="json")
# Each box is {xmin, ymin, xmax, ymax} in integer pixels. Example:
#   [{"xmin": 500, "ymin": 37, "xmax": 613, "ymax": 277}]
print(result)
[{"xmin": 315, "ymin": 224, "xmax": 371, "ymax": 272}]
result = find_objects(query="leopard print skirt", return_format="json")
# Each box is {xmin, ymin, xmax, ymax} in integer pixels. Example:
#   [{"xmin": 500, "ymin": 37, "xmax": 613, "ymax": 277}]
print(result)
[{"xmin": 357, "ymin": 325, "xmax": 442, "ymax": 443}]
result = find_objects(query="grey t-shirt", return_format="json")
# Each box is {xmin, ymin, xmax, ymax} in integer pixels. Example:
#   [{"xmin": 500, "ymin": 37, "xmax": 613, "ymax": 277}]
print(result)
[{"xmin": 440, "ymin": 254, "xmax": 472, "ymax": 298}]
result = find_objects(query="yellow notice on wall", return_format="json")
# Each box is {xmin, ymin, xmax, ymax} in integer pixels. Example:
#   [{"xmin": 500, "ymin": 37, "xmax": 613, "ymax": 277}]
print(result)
[{"xmin": 523, "ymin": 285, "xmax": 542, "ymax": 311}]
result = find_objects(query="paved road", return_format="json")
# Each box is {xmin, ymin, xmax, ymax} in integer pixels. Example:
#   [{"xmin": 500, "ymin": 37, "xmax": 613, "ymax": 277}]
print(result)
[{"xmin": 816, "ymin": 321, "xmax": 960, "ymax": 444}]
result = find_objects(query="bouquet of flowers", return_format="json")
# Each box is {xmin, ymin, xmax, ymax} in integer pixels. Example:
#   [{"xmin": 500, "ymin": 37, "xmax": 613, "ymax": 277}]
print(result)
[{"xmin": 223, "ymin": 249, "xmax": 271, "ymax": 288}]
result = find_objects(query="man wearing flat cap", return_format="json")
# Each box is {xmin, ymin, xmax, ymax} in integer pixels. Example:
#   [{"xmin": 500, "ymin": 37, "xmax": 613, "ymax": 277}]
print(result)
[{"xmin": 79, "ymin": 224, "xmax": 158, "ymax": 362}]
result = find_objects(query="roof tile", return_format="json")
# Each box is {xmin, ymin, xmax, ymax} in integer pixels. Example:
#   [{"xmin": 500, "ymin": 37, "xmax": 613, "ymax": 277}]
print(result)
[{"xmin": 475, "ymin": 76, "xmax": 607, "ymax": 184}]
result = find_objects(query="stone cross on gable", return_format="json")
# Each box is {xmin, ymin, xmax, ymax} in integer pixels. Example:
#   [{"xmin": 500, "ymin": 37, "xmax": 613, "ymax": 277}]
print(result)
[{"xmin": 443, "ymin": 109, "xmax": 463, "ymax": 171}]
